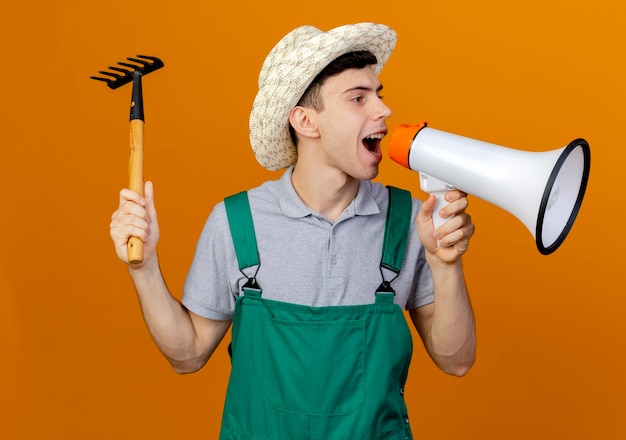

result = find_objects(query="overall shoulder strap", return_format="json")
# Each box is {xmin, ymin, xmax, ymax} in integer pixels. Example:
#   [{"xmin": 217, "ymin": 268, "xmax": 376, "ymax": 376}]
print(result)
[
  {"xmin": 223, "ymin": 191, "xmax": 260, "ymax": 271},
  {"xmin": 380, "ymin": 186, "xmax": 412, "ymax": 274}
]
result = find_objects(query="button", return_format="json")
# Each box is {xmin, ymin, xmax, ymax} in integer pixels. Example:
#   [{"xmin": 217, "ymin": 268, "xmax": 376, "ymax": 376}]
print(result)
[
  {"xmin": 400, "ymin": 387, "xmax": 404, "ymax": 396},
  {"xmin": 404, "ymin": 416, "xmax": 410, "ymax": 424}
]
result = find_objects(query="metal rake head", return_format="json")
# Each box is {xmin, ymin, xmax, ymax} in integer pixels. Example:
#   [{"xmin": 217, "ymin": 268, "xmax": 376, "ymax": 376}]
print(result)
[{"xmin": 90, "ymin": 54, "xmax": 164, "ymax": 89}]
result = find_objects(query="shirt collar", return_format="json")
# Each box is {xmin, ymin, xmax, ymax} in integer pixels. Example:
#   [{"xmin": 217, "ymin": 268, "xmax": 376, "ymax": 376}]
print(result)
[{"xmin": 278, "ymin": 166, "xmax": 382, "ymax": 219}]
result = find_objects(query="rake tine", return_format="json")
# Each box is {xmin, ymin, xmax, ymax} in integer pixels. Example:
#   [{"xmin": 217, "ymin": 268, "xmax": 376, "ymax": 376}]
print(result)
[
  {"xmin": 127, "ymin": 57, "xmax": 150, "ymax": 65},
  {"xmin": 99, "ymin": 70, "xmax": 124, "ymax": 79},
  {"xmin": 89, "ymin": 70, "xmax": 123, "ymax": 84},
  {"xmin": 118, "ymin": 61, "xmax": 142, "ymax": 70},
  {"xmin": 89, "ymin": 76, "xmax": 111, "ymax": 84},
  {"xmin": 126, "ymin": 56, "xmax": 164, "ymax": 74},
  {"xmin": 136, "ymin": 54, "xmax": 162, "ymax": 64},
  {"xmin": 108, "ymin": 66, "xmax": 133, "ymax": 74}
]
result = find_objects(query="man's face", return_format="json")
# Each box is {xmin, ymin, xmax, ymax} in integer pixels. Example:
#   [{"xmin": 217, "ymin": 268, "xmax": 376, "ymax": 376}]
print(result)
[{"xmin": 312, "ymin": 66, "xmax": 392, "ymax": 180}]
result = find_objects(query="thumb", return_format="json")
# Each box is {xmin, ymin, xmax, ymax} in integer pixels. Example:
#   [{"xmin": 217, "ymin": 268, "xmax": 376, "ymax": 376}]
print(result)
[
  {"xmin": 417, "ymin": 194, "xmax": 436, "ymax": 227},
  {"xmin": 144, "ymin": 181, "xmax": 157, "ymax": 217},
  {"xmin": 141, "ymin": 180, "xmax": 160, "ymax": 256},
  {"xmin": 416, "ymin": 194, "xmax": 439, "ymax": 251}
]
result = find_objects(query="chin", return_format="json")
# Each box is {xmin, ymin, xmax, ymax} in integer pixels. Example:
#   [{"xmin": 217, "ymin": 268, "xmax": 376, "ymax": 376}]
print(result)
[{"xmin": 355, "ymin": 164, "xmax": 380, "ymax": 181}]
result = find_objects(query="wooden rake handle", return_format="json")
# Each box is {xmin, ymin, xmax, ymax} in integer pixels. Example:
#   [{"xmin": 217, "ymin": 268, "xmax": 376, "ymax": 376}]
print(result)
[
  {"xmin": 126, "ymin": 71, "xmax": 146, "ymax": 265},
  {"xmin": 128, "ymin": 118, "xmax": 144, "ymax": 264}
]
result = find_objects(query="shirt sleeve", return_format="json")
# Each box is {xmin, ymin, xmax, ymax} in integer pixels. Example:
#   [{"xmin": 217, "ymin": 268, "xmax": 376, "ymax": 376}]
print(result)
[{"xmin": 182, "ymin": 202, "xmax": 241, "ymax": 321}]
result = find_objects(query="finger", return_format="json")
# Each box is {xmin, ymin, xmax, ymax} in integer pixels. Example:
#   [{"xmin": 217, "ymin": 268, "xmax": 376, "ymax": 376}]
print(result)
[
  {"xmin": 111, "ymin": 207, "xmax": 149, "ymax": 229},
  {"xmin": 436, "ymin": 216, "xmax": 474, "ymax": 248},
  {"xmin": 112, "ymin": 200, "xmax": 148, "ymax": 224},
  {"xmin": 111, "ymin": 211, "xmax": 149, "ymax": 237},
  {"xmin": 110, "ymin": 195, "xmax": 149, "ymax": 232},
  {"xmin": 119, "ymin": 188, "xmax": 146, "ymax": 207},
  {"xmin": 435, "ymin": 217, "xmax": 462, "ymax": 248},
  {"xmin": 439, "ymin": 196, "xmax": 469, "ymax": 221},
  {"xmin": 444, "ymin": 189, "xmax": 468, "ymax": 201}
]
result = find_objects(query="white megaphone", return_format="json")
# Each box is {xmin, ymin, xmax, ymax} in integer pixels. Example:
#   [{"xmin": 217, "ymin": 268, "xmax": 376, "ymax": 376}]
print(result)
[{"xmin": 388, "ymin": 123, "xmax": 591, "ymax": 255}]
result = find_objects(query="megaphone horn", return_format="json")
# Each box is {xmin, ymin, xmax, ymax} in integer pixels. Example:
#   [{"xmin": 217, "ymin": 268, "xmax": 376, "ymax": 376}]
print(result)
[{"xmin": 388, "ymin": 123, "xmax": 591, "ymax": 255}]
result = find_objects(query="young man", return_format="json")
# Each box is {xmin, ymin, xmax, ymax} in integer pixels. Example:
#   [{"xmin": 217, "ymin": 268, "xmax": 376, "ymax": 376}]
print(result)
[{"xmin": 110, "ymin": 22, "xmax": 476, "ymax": 439}]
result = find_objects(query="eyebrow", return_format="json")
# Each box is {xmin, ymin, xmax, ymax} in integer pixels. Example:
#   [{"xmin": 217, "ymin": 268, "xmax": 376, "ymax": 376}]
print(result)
[{"xmin": 342, "ymin": 84, "xmax": 384, "ymax": 94}]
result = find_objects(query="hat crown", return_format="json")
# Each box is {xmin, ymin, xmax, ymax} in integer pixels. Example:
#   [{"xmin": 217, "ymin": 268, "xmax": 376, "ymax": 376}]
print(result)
[{"xmin": 258, "ymin": 25, "xmax": 322, "ymax": 88}]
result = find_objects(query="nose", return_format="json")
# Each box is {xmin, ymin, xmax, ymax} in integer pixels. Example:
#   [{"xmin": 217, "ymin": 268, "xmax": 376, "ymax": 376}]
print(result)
[{"xmin": 374, "ymin": 97, "xmax": 392, "ymax": 120}]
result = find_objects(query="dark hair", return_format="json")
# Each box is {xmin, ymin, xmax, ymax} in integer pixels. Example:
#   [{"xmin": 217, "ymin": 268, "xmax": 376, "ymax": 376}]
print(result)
[
  {"xmin": 289, "ymin": 50, "xmax": 378, "ymax": 145},
  {"xmin": 298, "ymin": 50, "xmax": 378, "ymax": 110}
]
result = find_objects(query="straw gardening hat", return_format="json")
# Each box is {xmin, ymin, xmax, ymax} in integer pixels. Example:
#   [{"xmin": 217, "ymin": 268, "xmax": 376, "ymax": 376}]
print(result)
[{"xmin": 249, "ymin": 23, "xmax": 397, "ymax": 170}]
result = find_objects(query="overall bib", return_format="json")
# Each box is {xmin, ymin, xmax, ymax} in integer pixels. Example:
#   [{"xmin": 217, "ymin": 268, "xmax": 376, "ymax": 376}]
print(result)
[{"xmin": 220, "ymin": 187, "xmax": 415, "ymax": 440}]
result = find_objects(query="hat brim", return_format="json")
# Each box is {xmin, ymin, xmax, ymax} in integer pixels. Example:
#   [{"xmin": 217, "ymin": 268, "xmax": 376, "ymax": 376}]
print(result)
[{"xmin": 249, "ymin": 23, "xmax": 397, "ymax": 170}]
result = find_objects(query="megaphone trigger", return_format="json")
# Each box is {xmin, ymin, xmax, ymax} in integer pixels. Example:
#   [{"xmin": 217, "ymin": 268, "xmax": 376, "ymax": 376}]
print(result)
[{"xmin": 419, "ymin": 173, "xmax": 456, "ymax": 229}]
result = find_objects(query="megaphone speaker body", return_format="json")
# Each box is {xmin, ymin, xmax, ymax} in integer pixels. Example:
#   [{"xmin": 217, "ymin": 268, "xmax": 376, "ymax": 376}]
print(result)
[{"xmin": 388, "ymin": 123, "xmax": 591, "ymax": 255}]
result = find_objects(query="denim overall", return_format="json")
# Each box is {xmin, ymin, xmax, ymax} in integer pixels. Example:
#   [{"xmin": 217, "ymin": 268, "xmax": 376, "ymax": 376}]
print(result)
[{"xmin": 219, "ymin": 187, "xmax": 414, "ymax": 440}]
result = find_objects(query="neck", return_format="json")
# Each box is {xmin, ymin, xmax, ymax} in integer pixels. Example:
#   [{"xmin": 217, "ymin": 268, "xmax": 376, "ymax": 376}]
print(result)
[{"xmin": 291, "ymin": 164, "xmax": 359, "ymax": 223}]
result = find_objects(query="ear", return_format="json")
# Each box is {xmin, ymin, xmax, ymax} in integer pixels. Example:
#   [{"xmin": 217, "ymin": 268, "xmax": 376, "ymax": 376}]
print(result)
[{"xmin": 288, "ymin": 106, "xmax": 320, "ymax": 141}]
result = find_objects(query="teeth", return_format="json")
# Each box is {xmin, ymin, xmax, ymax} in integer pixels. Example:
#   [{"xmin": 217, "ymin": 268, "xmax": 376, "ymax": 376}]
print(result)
[{"xmin": 363, "ymin": 133, "xmax": 384, "ymax": 153}]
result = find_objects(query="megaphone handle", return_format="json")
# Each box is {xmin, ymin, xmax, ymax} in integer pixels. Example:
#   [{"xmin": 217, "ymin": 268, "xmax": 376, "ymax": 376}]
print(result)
[
  {"xmin": 419, "ymin": 173, "xmax": 455, "ymax": 230},
  {"xmin": 430, "ymin": 190, "xmax": 455, "ymax": 229}
]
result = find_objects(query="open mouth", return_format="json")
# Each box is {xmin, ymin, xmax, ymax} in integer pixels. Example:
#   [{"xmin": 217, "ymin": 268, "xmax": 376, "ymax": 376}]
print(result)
[{"xmin": 363, "ymin": 132, "xmax": 385, "ymax": 155}]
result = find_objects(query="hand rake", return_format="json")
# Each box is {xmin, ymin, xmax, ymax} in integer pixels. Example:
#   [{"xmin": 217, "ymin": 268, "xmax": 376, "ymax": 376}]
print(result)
[{"xmin": 91, "ymin": 55, "xmax": 165, "ymax": 264}]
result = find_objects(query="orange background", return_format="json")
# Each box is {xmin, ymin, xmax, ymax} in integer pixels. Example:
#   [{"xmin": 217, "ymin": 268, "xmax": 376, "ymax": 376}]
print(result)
[{"xmin": 1, "ymin": 0, "xmax": 624, "ymax": 438}]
